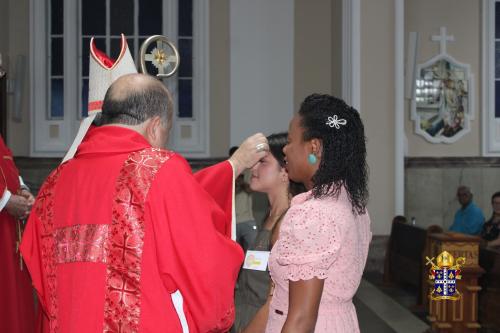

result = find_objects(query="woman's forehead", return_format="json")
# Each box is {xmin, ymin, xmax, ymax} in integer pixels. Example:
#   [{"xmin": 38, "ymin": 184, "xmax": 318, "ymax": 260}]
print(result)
[{"xmin": 263, "ymin": 153, "xmax": 278, "ymax": 163}]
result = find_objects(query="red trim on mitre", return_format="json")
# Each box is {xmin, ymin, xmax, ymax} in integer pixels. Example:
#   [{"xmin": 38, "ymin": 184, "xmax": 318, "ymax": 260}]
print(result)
[
  {"xmin": 88, "ymin": 101, "xmax": 103, "ymax": 113},
  {"xmin": 90, "ymin": 34, "xmax": 128, "ymax": 70},
  {"xmin": 91, "ymin": 41, "xmax": 115, "ymax": 69}
]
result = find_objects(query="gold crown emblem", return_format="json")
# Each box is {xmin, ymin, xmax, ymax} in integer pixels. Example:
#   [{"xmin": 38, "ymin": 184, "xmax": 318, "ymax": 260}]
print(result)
[
  {"xmin": 436, "ymin": 251, "xmax": 454, "ymax": 267},
  {"xmin": 426, "ymin": 251, "xmax": 465, "ymax": 301}
]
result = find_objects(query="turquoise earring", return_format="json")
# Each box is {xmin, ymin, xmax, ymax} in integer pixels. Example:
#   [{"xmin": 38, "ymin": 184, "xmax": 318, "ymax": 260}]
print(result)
[{"xmin": 308, "ymin": 153, "xmax": 317, "ymax": 165}]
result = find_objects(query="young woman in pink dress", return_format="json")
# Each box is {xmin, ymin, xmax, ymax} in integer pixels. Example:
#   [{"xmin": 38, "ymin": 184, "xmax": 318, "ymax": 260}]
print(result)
[{"xmin": 245, "ymin": 94, "xmax": 372, "ymax": 333}]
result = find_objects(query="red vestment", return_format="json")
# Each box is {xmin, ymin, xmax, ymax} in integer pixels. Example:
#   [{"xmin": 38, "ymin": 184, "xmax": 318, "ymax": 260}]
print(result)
[
  {"xmin": 21, "ymin": 126, "xmax": 243, "ymax": 333},
  {"xmin": 0, "ymin": 135, "xmax": 36, "ymax": 333}
]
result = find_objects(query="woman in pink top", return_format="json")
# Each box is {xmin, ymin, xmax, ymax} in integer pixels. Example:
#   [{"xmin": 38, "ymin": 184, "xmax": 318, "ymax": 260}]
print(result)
[{"xmin": 245, "ymin": 94, "xmax": 372, "ymax": 333}]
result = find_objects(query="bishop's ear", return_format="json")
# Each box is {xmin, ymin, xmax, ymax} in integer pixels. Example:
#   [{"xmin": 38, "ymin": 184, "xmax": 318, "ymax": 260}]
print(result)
[{"xmin": 145, "ymin": 116, "xmax": 164, "ymax": 148}]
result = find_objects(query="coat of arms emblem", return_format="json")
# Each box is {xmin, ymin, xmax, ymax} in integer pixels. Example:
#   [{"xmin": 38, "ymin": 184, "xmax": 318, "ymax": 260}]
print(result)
[{"xmin": 426, "ymin": 251, "xmax": 465, "ymax": 301}]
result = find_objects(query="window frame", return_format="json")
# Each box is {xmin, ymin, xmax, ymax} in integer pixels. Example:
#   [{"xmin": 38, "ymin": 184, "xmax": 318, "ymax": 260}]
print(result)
[
  {"xmin": 30, "ymin": 0, "xmax": 210, "ymax": 157},
  {"xmin": 483, "ymin": 0, "xmax": 500, "ymax": 155}
]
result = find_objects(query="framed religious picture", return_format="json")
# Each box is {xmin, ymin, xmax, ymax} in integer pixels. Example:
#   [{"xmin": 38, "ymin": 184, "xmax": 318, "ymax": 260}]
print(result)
[{"xmin": 411, "ymin": 27, "xmax": 475, "ymax": 144}]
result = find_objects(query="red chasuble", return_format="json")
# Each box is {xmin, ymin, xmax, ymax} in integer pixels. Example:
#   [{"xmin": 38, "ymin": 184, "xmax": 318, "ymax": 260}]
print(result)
[
  {"xmin": 0, "ymin": 135, "xmax": 36, "ymax": 333},
  {"xmin": 21, "ymin": 126, "xmax": 243, "ymax": 333}
]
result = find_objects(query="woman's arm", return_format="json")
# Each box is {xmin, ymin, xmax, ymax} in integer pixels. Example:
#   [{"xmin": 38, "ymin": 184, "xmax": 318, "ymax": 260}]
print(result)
[
  {"xmin": 242, "ymin": 281, "xmax": 275, "ymax": 333},
  {"xmin": 241, "ymin": 296, "xmax": 271, "ymax": 333},
  {"xmin": 242, "ymin": 213, "xmax": 286, "ymax": 332},
  {"xmin": 281, "ymin": 278, "xmax": 324, "ymax": 333}
]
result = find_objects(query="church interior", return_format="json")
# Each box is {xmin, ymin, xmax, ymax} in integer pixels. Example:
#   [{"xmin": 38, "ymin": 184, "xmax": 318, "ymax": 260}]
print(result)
[{"xmin": 1, "ymin": 0, "xmax": 499, "ymax": 332}]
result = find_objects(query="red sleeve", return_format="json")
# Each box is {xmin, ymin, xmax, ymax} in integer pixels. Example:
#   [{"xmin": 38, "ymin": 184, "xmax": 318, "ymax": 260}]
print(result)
[
  {"xmin": 20, "ymin": 212, "xmax": 48, "ymax": 313},
  {"xmin": 0, "ymin": 135, "xmax": 20, "ymax": 193},
  {"xmin": 20, "ymin": 166, "xmax": 63, "ymax": 331},
  {"xmin": 193, "ymin": 161, "xmax": 234, "ymax": 238},
  {"xmin": 147, "ymin": 155, "xmax": 243, "ymax": 333}
]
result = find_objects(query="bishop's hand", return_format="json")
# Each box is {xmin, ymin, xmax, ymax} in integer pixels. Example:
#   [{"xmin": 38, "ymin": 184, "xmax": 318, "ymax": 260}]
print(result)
[{"xmin": 229, "ymin": 133, "xmax": 269, "ymax": 177}]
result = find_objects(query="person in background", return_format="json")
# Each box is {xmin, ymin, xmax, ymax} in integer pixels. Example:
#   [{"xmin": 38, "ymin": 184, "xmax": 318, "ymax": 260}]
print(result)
[
  {"xmin": 230, "ymin": 146, "xmax": 258, "ymax": 252},
  {"xmin": 0, "ymin": 134, "xmax": 36, "ymax": 333},
  {"xmin": 481, "ymin": 191, "xmax": 500, "ymax": 247},
  {"xmin": 392, "ymin": 215, "xmax": 407, "ymax": 224},
  {"xmin": 245, "ymin": 94, "xmax": 372, "ymax": 333},
  {"xmin": 234, "ymin": 133, "xmax": 305, "ymax": 332},
  {"xmin": 449, "ymin": 186, "xmax": 484, "ymax": 236}
]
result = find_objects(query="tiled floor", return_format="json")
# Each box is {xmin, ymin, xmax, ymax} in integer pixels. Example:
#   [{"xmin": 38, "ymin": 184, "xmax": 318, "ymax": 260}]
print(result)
[
  {"xmin": 355, "ymin": 279, "xmax": 430, "ymax": 333},
  {"xmin": 354, "ymin": 296, "xmax": 397, "ymax": 333}
]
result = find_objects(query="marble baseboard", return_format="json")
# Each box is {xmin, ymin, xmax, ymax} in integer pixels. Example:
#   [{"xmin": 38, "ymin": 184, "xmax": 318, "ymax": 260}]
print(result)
[
  {"xmin": 405, "ymin": 159, "xmax": 500, "ymax": 230},
  {"xmin": 406, "ymin": 156, "xmax": 500, "ymax": 168}
]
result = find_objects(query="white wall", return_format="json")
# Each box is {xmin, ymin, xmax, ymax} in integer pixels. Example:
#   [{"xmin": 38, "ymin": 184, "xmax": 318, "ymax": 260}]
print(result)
[
  {"xmin": 7, "ymin": 0, "xmax": 30, "ymax": 155},
  {"xmin": 209, "ymin": 0, "xmax": 231, "ymax": 157},
  {"xmin": 361, "ymin": 0, "xmax": 395, "ymax": 235},
  {"xmin": 405, "ymin": 0, "xmax": 481, "ymax": 156},
  {"xmin": 294, "ymin": 0, "xmax": 333, "ymax": 111},
  {"xmin": 229, "ymin": 0, "xmax": 294, "ymax": 145},
  {"xmin": 0, "ymin": 1, "xmax": 8, "ymax": 59}
]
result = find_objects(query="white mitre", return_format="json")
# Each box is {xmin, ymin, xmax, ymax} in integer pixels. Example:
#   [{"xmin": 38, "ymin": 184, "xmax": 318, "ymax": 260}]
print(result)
[{"xmin": 62, "ymin": 34, "xmax": 137, "ymax": 163}]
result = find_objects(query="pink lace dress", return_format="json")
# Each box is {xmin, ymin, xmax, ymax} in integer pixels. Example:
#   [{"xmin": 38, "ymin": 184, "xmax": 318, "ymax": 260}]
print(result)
[{"xmin": 265, "ymin": 189, "xmax": 372, "ymax": 333}]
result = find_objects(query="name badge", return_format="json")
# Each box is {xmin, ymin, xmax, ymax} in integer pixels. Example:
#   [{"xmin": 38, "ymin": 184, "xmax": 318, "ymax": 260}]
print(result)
[{"xmin": 243, "ymin": 250, "xmax": 270, "ymax": 271}]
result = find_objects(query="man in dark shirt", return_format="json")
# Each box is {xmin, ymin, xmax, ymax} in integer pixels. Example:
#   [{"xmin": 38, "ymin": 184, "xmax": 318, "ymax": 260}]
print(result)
[{"xmin": 481, "ymin": 192, "xmax": 500, "ymax": 247}]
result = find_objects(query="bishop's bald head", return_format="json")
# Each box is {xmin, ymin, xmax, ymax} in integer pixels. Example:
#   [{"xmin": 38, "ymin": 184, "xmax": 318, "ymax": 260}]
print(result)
[{"xmin": 99, "ymin": 74, "xmax": 173, "ymax": 148}]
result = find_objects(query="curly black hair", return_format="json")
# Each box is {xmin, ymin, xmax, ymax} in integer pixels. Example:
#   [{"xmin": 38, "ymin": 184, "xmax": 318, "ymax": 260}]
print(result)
[
  {"xmin": 298, "ymin": 94, "xmax": 369, "ymax": 215},
  {"xmin": 267, "ymin": 133, "xmax": 306, "ymax": 197}
]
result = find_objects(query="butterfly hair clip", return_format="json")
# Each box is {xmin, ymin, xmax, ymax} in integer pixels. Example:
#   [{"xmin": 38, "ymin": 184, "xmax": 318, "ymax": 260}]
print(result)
[{"xmin": 326, "ymin": 115, "xmax": 347, "ymax": 129}]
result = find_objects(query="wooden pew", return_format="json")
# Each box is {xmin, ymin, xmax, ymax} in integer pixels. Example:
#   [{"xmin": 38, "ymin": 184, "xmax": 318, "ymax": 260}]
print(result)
[
  {"xmin": 384, "ymin": 220, "xmax": 500, "ymax": 332},
  {"xmin": 426, "ymin": 232, "xmax": 484, "ymax": 332},
  {"xmin": 384, "ymin": 221, "xmax": 427, "ymax": 290},
  {"xmin": 384, "ymin": 220, "xmax": 443, "ymax": 307},
  {"xmin": 479, "ymin": 246, "xmax": 500, "ymax": 332}
]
